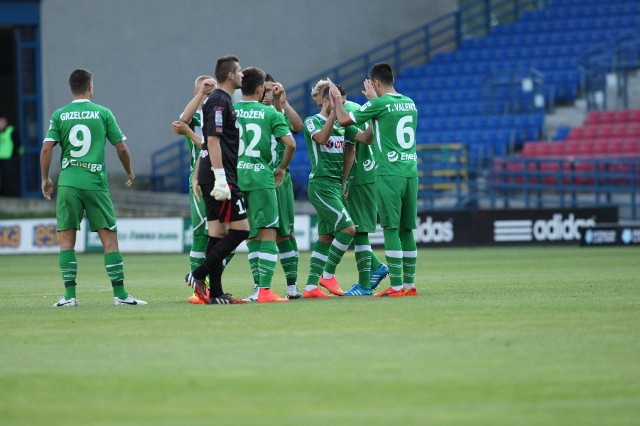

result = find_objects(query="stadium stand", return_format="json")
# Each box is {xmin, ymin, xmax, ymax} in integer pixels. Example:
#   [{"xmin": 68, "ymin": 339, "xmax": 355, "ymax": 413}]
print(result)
[
  {"xmin": 492, "ymin": 108, "xmax": 640, "ymax": 187},
  {"xmin": 397, "ymin": 0, "xmax": 640, "ymax": 173},
  {"xmin": 151, "ymin": 0, "xmax": 640, "ymax": 219}
]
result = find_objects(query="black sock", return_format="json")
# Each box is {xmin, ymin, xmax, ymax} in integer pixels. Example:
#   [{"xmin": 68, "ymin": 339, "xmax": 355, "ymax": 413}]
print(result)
[
  {"xmin": 191, "ymin": 237, "xmax": 221, "ymax": 280},
  {"xmin": 206, "ymin": 236, "xmax": 221, "ymax": 256},
  {"xmin": 204, "ymin": 229, "xmax": 249, "ymax": 297}
]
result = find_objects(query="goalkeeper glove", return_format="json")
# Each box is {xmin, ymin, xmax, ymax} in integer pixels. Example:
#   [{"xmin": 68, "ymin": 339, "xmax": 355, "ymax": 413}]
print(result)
[{"xmin": 210, "ymin": 168, "xmax": 231, "ymax": 200}]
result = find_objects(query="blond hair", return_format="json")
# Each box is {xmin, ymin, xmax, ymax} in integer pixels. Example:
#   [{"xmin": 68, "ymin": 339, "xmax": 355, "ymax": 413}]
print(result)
[
  {"xmin": 195, "ymin": 75, "xmax": 214, "ymax": 88},
  {"xmin": 311, "ymin": 79, "xmax": 330, "ymax": 97}
]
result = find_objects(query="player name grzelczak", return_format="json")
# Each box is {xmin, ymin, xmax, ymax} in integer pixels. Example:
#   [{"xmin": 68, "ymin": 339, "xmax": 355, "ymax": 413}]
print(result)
[{"xmin": 59, "ymin": 111, "xmax": 101, "ymax": 121}]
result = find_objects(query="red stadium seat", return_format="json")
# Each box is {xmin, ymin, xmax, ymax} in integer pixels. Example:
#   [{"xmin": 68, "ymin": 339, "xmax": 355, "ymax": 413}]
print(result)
[
  {"xmin": 548, "ymin": 142, "xmax": 565, "ymax": 157},
  {"xmin": 521, "ymin": 142, "xmax": 539, "ymax": 156},
  {"xmin": 564, "ymin": 140, "xmax": 581, "ymax": 156},
  {"xmin": 628, "ymin": 109, "xmax": 640, "ymax": 123}
]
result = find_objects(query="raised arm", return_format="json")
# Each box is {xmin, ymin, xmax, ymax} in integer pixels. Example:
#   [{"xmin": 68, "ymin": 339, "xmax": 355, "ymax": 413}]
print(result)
[
  {"xmin": 179, "ymin": 78, "xmax": 216, "ymax": 124},
  {"xmin": 311, "ymin": 109, "xmax": 336, "ymax": 145},
  {"xmin": 273, "ymin": 83, "xmax": 303, "ymax": 133},
  {"xmin": 328, "ymin": 80, "xmax": 355, "ymax": 127}
]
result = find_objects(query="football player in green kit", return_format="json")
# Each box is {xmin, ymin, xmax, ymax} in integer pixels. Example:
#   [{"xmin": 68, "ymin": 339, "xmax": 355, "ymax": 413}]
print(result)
[
  {"xmin": 242, "ymin": 74, "xmax": 304, "ymax": 301},
  {"xmin": 234, "ymin": 67, "xmax": 296, "ymax": 303},
  {"xmin": 41, "ymin": 68, "xmax": 146, "ymax": 306},
  {"xmin": 329, "ymin": 63, "xmax": 418, "ymax": 297},
  {"xmin": 302, "ymin": 81, "xmax": 372, "ymax": 298},
  {"xmin": 172, "ymin": 75, "xmax": 217, "ymax": 304},
  {"xmin": 336, "ymin": 85, "xmax": 389, "ymax": 296}
]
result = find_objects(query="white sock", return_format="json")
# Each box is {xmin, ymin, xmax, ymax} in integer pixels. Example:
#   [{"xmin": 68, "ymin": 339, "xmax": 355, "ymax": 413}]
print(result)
[{"xmin": 322, "ymin": 272, "xmax": 334, "ymax": 280}]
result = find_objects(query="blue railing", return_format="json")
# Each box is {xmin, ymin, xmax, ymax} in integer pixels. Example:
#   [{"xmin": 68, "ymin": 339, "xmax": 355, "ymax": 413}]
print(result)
[
  {"xmin": 149, "ymin": 139, "xmax": 189, "ymax": 193},
  {"xmin": 581, "ymin": 26, "xmax": 640, "ymax": 110},
  {"xmin": 489, "ymin": 157, "xmax": 639, "ymax": 220}
]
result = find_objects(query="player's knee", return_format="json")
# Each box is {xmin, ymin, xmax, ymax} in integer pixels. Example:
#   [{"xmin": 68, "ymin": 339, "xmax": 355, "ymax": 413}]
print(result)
[
  {"xmin": 340, "ymin": 225, "xmax": 356, "ymax": 236},
  {"xmin": 318, "ymin": 234, "xmax": 333, "ymax": 244}
]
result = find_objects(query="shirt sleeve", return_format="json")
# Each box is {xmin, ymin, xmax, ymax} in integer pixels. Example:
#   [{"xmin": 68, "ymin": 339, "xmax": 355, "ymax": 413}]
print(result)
[
  {"xmin": 203, "ymin": 95, "xmax": 228, "ymax": 138},
  {"xmin": 350, "ymin": 98, "xmax": 381, "ymax": 126},
  {"xmin": 343, "ymin": 124, "xmax": 359, "ymax": 144},
  {"xmin": 43, "ymin": 115, "xmax": 60, "ymax": 144},
  {"xmin": 272, "ymin": 112, "xmax": 292, "ymax": 139},
  {"xmin": 105, "ymin": 109, "xmax": 126, "ymax": 144}
]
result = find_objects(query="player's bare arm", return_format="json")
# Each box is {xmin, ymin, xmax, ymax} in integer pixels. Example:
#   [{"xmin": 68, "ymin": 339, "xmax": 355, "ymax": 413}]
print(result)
[
  {"xmin": 274, "ymin": 83, "xmax": 303, "ymax": 133},
  {"xmin": 274, "ymin": 134, "xmax": 296, "ymax": 186},
  {"xmin": 311, "ymin": 109, "xmax": 336, "ymax": 145},
  {"xmin": 342, "ymin": 143, "xmax": 356, "ymax": 199},
  {"xmin": 40, "ymin": 140, "xmax": 55, "ymax": 200},
  {"xmin": 327, "ymin": 80, "xmax": 354, "ymax": 127},
  {"xmin": 362, "ymin": 79, "xmax": 378, "ymax": 100},
  {"xmin": 179, "ymin": 78, "xmax": 217, "ymax": 124},
  {"xmin": 172, "ymin": 120, "xmax": 203, "ymax": 148},
  {"xmin": 353, "ymin": 126, "xmax": 373, "ymax": 145},
  {"xmin": 192, "ymin": 156, "xmax": 202, "ymax": 202},
  {"xmin": 115, "ymin": 141, "xmax": 135, "ymax": 188}
]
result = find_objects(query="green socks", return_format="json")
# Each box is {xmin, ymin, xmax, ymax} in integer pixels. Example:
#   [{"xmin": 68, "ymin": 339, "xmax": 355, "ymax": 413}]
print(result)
[
  {"xmin": 370, "ymin": 249, "xmax": 383, "ymax": 271},
  {"xmin": 324, "ymin": 232, "xmax": 354, "ymax": 275},
  {"xmin": 189, "ymin": 233, "xmax": 208, "ymax": 271},
  {"xmin": 307, "ymin": 240, "xmax": 331, "ymax": 286},
  {"xmin": 247, "ymin": 239, "xmax": 261, "ymax": 285},
  {"xmin": 383, "ymin": 228, "xmax": 403, "ymax": 289},
  {"xmin": 258, "ymin": 240, "xmax": 278, "ymax": 288},
  {"xmin": 59, "ymin": 249, "xmax": 77, "ymax": 299},
  {"xmin": 399, "ymin": 229, "xmax": 417, "ymax": 288},
  {"xmin": 105, "ymin": 251, "xmax": 128, "ymax": 299},
  {"xmin": 277, "ymin": 238, "xmax": 298, "ymax": 286},
  {"xmin": 353, "ymin": 233, "xmax": 372, "ymax": 290}
]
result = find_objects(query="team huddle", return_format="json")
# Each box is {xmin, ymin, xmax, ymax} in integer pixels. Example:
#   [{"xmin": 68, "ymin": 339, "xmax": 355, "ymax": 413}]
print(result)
[{"xmin": 40, "ymin": 55, "xmax": 419, "ymax": 307}]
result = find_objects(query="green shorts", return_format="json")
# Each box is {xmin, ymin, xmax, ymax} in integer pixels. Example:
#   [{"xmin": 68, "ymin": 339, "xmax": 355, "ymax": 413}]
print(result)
[
  {"xmin": 56, "ymin": 186, "xmax": 117, "ymax": 232},
  {"xmin": 346, "ymin": 181, "xmax": 377, "ymax": 233},
  {"xmin": 275, "ymin": 172, "xmax": 295, "ymax": 237},
  {"xmin": 375, "ymin": 175, "xmax": 418, "ymax": 230},
  {"xmin": 245, "ymin": 188, "xmax": 279, "ymax": 238},
  {"xmin": 190, "ymin": 186, "xmax": 208, "ymax": 237},
  {"xmin": 308, "ymin": 178, "xmax": 354, "ymax": 236}
]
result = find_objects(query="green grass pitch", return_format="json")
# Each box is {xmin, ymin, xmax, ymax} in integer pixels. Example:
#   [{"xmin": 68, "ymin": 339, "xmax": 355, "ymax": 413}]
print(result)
[{"xmin": 1, "ymin": 246, "xmax": 639, "ymax": 425}]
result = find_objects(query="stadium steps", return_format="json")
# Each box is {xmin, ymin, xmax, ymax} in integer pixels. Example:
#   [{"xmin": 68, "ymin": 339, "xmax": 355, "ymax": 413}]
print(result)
[{"xmin": 110, "ymin": 189, "xmax": 189, "ymax": 217}]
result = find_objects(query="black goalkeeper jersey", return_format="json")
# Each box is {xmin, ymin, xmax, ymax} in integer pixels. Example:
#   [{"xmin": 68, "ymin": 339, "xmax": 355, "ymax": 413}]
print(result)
[{"xmin": 198, "ymin": 88, "xmax": 239, "ymax": 185}]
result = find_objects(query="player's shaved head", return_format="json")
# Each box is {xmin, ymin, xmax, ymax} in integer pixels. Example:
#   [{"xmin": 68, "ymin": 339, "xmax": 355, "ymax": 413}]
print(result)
[
  {"xmin": 369, "ymin": 63, "xmax": 394, "ymax": 86},
  {"xmin": 195, "ymin": 75, "xmax": 214, "ymax": 87},
  {"xmin": 215, "ymin": 55, "xmax": 240, "ymax": 83},
  {"xmin": 241, "ymin": 67, "xmax": 266, "ymax": 96},
  {"xmin": 69, "ymin": 69, "xmax": 92, "ymax": 95}
]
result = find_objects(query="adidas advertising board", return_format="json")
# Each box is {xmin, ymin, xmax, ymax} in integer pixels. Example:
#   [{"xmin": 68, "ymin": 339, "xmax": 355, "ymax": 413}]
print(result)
[
  {"xmin": 366, "ymin": 207, "xmax": 618, "ymax": 247},
  {"xmin": 483, "ymin": 207, "xmax": 618, "ymax": 245}
]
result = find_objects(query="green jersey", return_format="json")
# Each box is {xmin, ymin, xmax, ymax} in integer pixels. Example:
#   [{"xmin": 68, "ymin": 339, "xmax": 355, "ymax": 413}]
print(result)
[
  {"xmin": 273, "ymin": 107, "xmax": 292, "ymax": 169},
  {"xmin": 303, "ymin": 114, "xmax": 357, "ymax": 181},
  {"xmin": 234, "ymin": 100, "xmax": 291, "ymax": 191},
  {"xmin": 183, "ymin": 110, "xmax": 202, "ymax": 187},
  {"xmin": 44, "ymin": 99, "xmax": 126, "ymax": 191},
  {"xmin": 348, "ymin": 93, "xmax": 418, "ymax": 178},
  {"xmin": 344, "ymin": 100, "xmax": 376, "ymax": 185}
]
